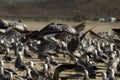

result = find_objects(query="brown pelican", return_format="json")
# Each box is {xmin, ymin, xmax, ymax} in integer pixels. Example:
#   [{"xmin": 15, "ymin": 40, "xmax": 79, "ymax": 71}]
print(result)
[
  {"xmin": 0, "ymin": 18, "xmax": 29, "ymax": 33},
  {"xmin": 31, "ymin": 24, "xmax": 95, "ymax": 62},
  {"xmin": 28, "ymin": 23, "xmax": 76, "ymax": 40},
  {"xmin": 79, "ymin": 27, "xmax": 96, "ymax": 42},
  {"xmin": 29, "ymin": 22, "xmax": 88, "ymax": 41},
  {"xmin": 66, "ymin": 27, "xmax": 95, "ymax": 63},
  {"xmin": 1, "ymin": 27, "xmax": 23, "ymax": 45}
]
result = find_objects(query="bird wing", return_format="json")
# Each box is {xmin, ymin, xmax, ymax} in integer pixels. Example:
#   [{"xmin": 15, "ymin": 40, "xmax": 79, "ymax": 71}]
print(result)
[
  {"xmin": 74, "ymin": 23, "xmax": 85, "ymax": 33},
  {"xmin": 79, "ymin": 27, "xmax": 96, "ymax": 42}
]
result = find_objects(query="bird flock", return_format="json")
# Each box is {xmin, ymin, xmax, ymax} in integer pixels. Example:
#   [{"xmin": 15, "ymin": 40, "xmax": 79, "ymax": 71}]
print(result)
[{"xmin": 0, "ymin": 18, "xmax": 119, "ymax": 80}]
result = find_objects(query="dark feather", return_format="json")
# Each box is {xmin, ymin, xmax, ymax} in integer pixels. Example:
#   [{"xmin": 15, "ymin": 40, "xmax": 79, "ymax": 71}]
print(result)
[
  {"xmin": 112, "ymin": 29, "xmax": 120, "ymax": 36},
  {"xmin": 79, "ymin": 27, "xmax": 96, "ymax": 42},
  {"xmin": 23, "ymin": 49, "xmax": 32, "ymax": 58},
  {"xmin": 0, "ymin": 19, "xmax": 8, "ymax": 29},
  {"xmin": 74, "ymin": 23, "xmax": 85, "ymax": 32},
  {"xmin": 67, "ymin": 38, "xmax": 79, "ymax": 53},
  {"xmin": 3, "ymin": 55, "xmax": 12, "ymax": 63},
  {"xmin": 38, "ymin": 40, "xmax": 58, "ymax": 60},
  {"xmin": 14, "ymin": 56, "xmax": 26, "ymax": 71},
  {"xmin": 89, "ymin": 30, "xmax": 103, "ymax": 39},
  {"xmin": 4, "ymin": 68, "xmax": 17, "ymax": 75}
]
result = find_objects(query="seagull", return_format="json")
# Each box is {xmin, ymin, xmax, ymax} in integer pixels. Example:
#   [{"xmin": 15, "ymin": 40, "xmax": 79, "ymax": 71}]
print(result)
[
  {"xmin": 28, "ymin": 61, "xmax": 41, "ymax": 80},
  {"xmin": 0, "ymin": 57, "xmax": 17, "ymax": 75},
  {"xmin": 23, "ymin": 67, "xmax": 33, "ymax": 80},
  {"xmin": 96, "ymin": 42, "xmax": 107, "ymax": 59},
  {"xmin": 49, "ymin": 56, "xmax": 58, "ymax": 66},
  {"xmin": 83, "ymin": 70, "xmax": 89, "ymax": 80},
  {"xmin": 101, "ymin": 72, "xmax": 108, "ymax": 80},
  {"xmin": 0, "ymin": 66, "xmax": 14, "ymax": 80},
  {"xmin": 3, "ymin": 47, "xmax": 12, "ymax": 62},
  {"xmin": 14, "ymin": 50, "xmax": 26, "ymax": 71},
  {"xmin": 93, "ymin": 50, "xmax": 106, "ymax": 63},
  {"xmin": 23, "ymin": 47, "xmax": 32, "ymax": 58},
  {"xmin": 87, "ymin": 62, "xmax": 96, "ymax": 79},
  {"xmin": 108, "ymin": 68, "xmax": 116, "ymax": 80}
]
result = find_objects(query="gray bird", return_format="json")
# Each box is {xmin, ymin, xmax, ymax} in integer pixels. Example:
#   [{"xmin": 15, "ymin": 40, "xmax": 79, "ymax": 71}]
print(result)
[
  {"xmin": 101, "ymin": 72, "xmax": 108, "ymax": 80},
  {"xmin": 108, "ymin": 68, "xmax": 116, "ymax": 80},
  {"xmin": 14, "ymin": 50, "xmax": 26, "ymax": 71},
  {"xmin": 83, "ymin": 70, "xmax": 89, "ymax": 80},
  {"xmin": 93, "ymin": 51, "xmax": 106, "ymax": 63},
  {"xmin": 22, "ymin": 67, "xmax": 33, "ymax": 80},
  {"xmin": 0, "ymin": 66, "xmax": 14, "ymax": 80},
  {"xmin": 28, "ymin": 61, "xmax": 41, "ymax": 80}
]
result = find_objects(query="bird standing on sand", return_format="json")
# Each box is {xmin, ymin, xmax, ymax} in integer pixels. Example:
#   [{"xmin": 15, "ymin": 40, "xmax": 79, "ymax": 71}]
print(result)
[{"xmin": 14, "ymin": 50, "xmax": 26, "ymax": 71}]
